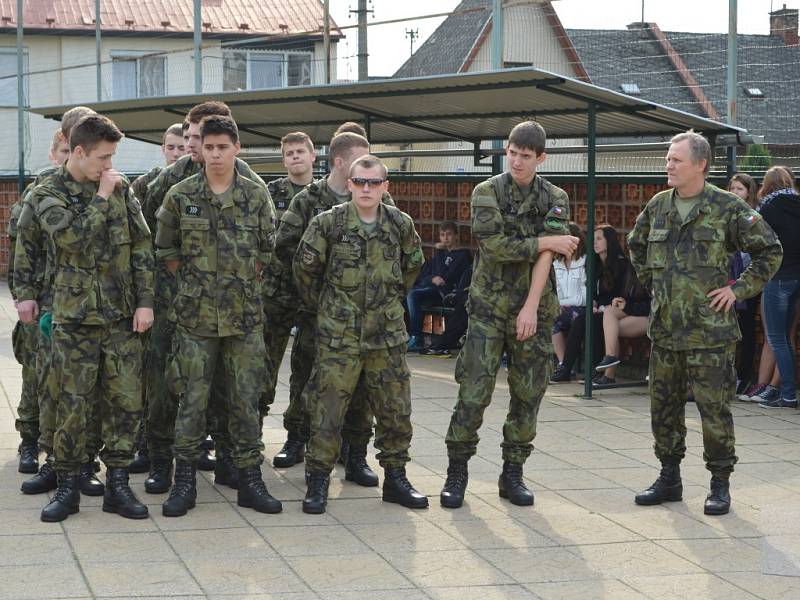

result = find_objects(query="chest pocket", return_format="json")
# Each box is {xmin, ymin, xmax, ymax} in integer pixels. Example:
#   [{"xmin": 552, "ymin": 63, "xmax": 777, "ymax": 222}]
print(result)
[
  {"xmin": 691, "ymin": 227, "xmax": 727, "ymax": 268},
  {"xmin": 181, "ymin": 218, "xmax": 210, "ymax": 256},
  {"xmin": 383, "ymin": 245, "xmax": 403, "ymax": 285},
  {"xmin": 331, "ymin": 242, "xmax": 361, "ymax": 289},
  {"xmin": 646, "ymin": 229, "xmax": 670, "ymax": 268}
]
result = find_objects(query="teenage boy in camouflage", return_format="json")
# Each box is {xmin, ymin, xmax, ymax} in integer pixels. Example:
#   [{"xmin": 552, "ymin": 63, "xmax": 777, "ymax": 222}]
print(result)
[
  {"xmin": 294, "ymin": 155, "xmax": 428, "ymax": 514},
  {"xmin": 440, "ymin": 121, "xmax": 577, "ymax": 509},
  {"xmin": 33, "ymin": 114, "xmax": 154, "ymax": 522},
  {"xmin": 156, "ymin": 115, "xmax": 281, "ymax": 518}
]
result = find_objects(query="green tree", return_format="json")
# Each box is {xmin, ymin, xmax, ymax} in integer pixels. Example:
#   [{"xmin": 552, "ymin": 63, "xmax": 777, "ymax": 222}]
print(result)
[{"xmin": 739, "ymin": 144, "xmax": 772, "ymax": 173}]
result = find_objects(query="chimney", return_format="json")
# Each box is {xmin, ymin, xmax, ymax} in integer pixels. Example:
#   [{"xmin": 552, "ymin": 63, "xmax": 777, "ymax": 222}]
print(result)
[{"xmin": 770, "ymin": 4, "xmax": 799, "ymax": 46}]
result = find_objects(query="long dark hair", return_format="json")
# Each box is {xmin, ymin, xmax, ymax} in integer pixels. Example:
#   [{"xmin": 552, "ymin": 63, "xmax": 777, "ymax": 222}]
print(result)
[
  {"xmin": 595, "ymin": 224, "xmax": 626, "ymax": 294},
  {"xmin": 728, "ymin": 173, "xmax": 758, "ymax": 208},
  {"xmin": 568, "ymin": 222, "xmax": 586, "ymax": 261}
]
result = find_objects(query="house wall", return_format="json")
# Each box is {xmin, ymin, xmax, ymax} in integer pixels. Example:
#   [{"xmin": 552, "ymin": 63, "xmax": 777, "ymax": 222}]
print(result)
[{"xmin": 0, "ymin": 33, "xmax": 335, "ymax": 176}]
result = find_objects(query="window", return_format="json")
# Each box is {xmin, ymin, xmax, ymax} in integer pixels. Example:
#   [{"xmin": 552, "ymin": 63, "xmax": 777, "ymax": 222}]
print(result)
[
  {"xmin": 744, "ymin": 87, "xmax": 764, "ymax": 98},
  {"xmin": 223, "ymin": 50, "xmax": 312, "ymax": 91},
  {"xmin": 112, "ymin": 53, "xmax": 166, "ymax": 100},
  {"xmin": 620, "ymin": 83, "xmax": 641, "ymax": 95},
  {"xmin": 0, "ymin": 49, "xmax": 28, "ymax": 106}
]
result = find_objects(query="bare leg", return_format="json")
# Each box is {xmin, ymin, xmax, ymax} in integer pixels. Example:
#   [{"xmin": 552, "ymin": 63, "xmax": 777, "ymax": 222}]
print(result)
[
  {"xmin": 552, "ymin": 331, "xmax": 566, "ymax": 363},
  {"xmin": 602, "ymin": 306, "xmax": 626, "ymax": 356},
  {"xmin": 605, "ymin": 315, "xmax": 648, "ymax": 379}
]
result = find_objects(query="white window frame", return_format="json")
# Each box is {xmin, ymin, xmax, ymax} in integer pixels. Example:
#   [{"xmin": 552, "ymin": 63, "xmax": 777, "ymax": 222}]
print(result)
[
  {"xmin": 110, "ymin": 50, "xmax": 167, "ymax": 100},
  {"xmin": 222, "ymin": 49, "xmax": 312, "ymax": 91}
]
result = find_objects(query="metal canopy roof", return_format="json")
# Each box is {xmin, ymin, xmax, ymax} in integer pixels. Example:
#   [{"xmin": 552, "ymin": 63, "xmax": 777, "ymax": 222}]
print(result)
[{"xmin": 30, "ymin": 67, "xmax": 746, "ymax": 147}]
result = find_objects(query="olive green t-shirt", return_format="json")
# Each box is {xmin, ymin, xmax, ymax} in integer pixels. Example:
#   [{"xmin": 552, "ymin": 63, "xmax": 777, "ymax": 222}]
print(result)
[{"xmin": 675, "ymin": 193, "xmax": 701, "ymax": 222}]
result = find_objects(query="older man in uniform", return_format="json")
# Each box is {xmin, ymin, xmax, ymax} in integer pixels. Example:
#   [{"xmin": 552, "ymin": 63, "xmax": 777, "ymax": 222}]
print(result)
[
  {"xmin": 155, "ymin": 115, "xmax": 280, "ymax": 517},
  {"xmin": 294, "ymin": 155, "xmax": 427, "ymax": 513},
  {"xmin": 628, "ymin": 131, "xmax": 782, "ymax": 515},
  {"xmin": 441, "ymin": 121, "xmax": 577, "ymax": 509}
]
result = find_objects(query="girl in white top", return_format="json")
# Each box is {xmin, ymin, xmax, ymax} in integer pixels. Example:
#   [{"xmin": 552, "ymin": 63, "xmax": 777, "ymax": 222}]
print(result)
[{"xmin": 552, "ymin": 223, "xmax": 587, "ymax": 365}]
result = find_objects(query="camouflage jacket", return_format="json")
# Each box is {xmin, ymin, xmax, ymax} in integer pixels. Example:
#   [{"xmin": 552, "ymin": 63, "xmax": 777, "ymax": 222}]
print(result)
[
  {"xmin": 131, "ymin": 166, "xmax": 162, "ymax": 216},
  {"xmin": 293, "ymin": 201, "xmax": 423, "ymax": 353},
  {"xmin": 155, "ymin": 171, "xmax": 276, "ymax": 337},
  {"xmin": 7, "ymin": 201, "xmax": 22, "ymax": 297},
  {"xmin": 468, "ymin": 172, "xmax": 570, "ymax": 324},
  {"xmin": 627, "ymin": 182, "xmax": 782, "ymax": 350},
  {"xmin": 275, "ymin": 176, "xmax": 394, "ymax": 311},
  {"xmin": 13, "ymin": 166, "xmax": 67, "ymax": 310},
  {"xmin": 261, "ymin": 177, "xmax": 311, "ymax": 306},
  {"xmin": 145, "ymin": 155, "xmax": 269, "ymax": 308},
  {"xmin": 34, "ymin": 165, "xmax": 155, "ymax": 325}
]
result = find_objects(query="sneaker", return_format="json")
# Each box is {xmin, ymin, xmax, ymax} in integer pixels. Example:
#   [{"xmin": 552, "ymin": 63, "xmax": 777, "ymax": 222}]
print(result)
[
  {"xmin": 595, "ymin": 355, "xmax": 621, "ymax": 371},
  {"xmin": 754, "ymin": 384, "xmax": 779, "ymax": 404},
  {"xmin": 422, "ymin": 348, "xmax": 452, "ymax": 357},
  {"xmin": 407, "ymin": 336, "xmax": 424, "ymax": 353},
  {"xmin": 593, "ymin": 375, "xmax": 616, "ymax": 386},
  {"xmin": 759, "ymin": 397, "xmax": 798, "ymax": 409},
  {"xmin": 739, "ymin": 383, "xmax": 765, "ymax": 402},
  {"xmin": 550, "ymin": 364, "xmax": 571, "ymax": 383}
]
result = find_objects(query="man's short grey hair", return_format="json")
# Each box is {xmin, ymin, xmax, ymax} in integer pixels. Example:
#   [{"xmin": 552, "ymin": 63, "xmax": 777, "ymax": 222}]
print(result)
[{"xmin": 670, "ymin": 130, "xmax": 712, "ymax": 174}]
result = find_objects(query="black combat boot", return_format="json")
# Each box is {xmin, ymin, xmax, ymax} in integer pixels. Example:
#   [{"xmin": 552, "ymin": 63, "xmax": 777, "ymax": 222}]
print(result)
[
  {"xmin": 162, "ymin": 461, "xmax": 197, "ymax": 517},
  {"xmin": 41, "ymin": 474, "xmax": 80, "ymax": 522},
  {"xmin": 145, "ymin": 458, "xmax": 173, "ymax": 494},
  {"xmin": 129, "ymin": 447, "xmax": 151, "ymax": 474},
  {"xmin": 102, "ymin": 468, "xmax": 148, "ymax": 519},
  {"xmin": 237, "ymin": 466, "xmax": 282, "ymax": 514},
  {"xmin": 21, "ymin": 461, "xmax": 57, "ymax": 494},
  {"xmin": 635, "ymin": 463, "xmax": 683, "ymax": 506},
  {"xmin": 338, "ymin": 440, "xmax": 350, "ymax": 465},
  {"xmin": 302, "ymin": 471, "xmax": 330, "ymax": 514},
  {"xmin": 440, "ymin": 459, "xmax": 469, "ymax": 509},
  {"xmin": 498, "ymin": 462, "xmax": 534, "ymax": 506},
  {"xmin": 704, "ymin": 475, "xmax": 731, "ymax": 515},
  {"xmin": 345, "ymin": 444, "xmax": 379, "ymax": 487},
  {"xmin": 78, "ymin": 461, "xmax": 105, "ymax": 496},
  {"xmin": 18, "ymin": 438, "xmax": 39, "ymax": 474},
  {"xmin": 273, "ymin": 434, "xmax": 305, "ymax": 468},
  {"xmin": 383, "ymin": 467, "xmax": 429, "ymax": 509},
  {"xmin": 214, "ymin": 450, "xmax": 239, "ymax": 489}
]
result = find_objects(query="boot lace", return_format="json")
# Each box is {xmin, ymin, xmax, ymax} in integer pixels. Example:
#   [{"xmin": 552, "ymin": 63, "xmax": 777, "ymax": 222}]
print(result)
[
  {"xmin": 169, "ymin": 464, "xmax": 195, "ymax": 498},
  {"xmin": 444, "ymin": 464, "xmax": 468, "ymax": 490},
  {"xmin": 307, "ymin": 473, "xmax": 329, "ymax": 496}
]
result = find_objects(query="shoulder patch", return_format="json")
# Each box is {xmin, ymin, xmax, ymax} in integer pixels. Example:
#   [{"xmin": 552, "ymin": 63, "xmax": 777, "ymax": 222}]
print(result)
[{"xmin": 185, "ymin": 205, "xmax": 202, "ymax": 216}]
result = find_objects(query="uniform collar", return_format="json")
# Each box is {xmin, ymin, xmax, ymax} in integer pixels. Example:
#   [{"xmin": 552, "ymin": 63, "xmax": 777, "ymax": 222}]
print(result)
[{"xmin": 345, "ymin": 201, "xmax": 389, "ymax": 238}]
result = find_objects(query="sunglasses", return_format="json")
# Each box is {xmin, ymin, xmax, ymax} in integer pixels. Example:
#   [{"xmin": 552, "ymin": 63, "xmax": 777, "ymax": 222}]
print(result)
[{"xmin": 350, "ymin": 177, "xmax": 386, "ymax": 187}]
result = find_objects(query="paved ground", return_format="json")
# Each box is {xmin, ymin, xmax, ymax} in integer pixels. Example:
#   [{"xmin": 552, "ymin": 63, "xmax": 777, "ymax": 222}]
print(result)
[{"xmin": 2, "ymin": 282, "xmax": 800, "ymax": 599}]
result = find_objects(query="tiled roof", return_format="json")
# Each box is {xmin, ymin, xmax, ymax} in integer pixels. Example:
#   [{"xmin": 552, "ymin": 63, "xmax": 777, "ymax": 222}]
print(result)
[
  {"xmin": 0, "ymin": 0, "xmax": 340, "ymax": 36},
  {"xmin": 394, "ymin": 0, "xmax": 490, "ymax": 78},
  {"xmin": 665, "ymin": 31, "xmax": 799, "ymax": 146},
  {"xmin": 566, "ymin": 27, "xmax": 706, "ymax": 118}
]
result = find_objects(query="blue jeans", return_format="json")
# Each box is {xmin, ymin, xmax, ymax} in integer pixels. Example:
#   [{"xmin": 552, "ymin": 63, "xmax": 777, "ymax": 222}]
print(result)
[
  {"xmin": 762, "ymin": 278, "xmax": 800, "ymax": 401},
  {"xmin": 406, "ymin": 286, "xmax": 442, "ymax": 338}
]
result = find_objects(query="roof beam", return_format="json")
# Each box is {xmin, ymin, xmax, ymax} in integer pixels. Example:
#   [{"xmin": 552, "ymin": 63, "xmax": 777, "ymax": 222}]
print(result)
[{"xmin": 318, "ymin": 98, "xmax": 472, "ymax": 142}]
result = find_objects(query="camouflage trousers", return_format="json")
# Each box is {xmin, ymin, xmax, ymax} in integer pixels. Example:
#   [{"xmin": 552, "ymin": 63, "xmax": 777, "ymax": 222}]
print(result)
[
  {"xmin": 12, "ymin": 321, "xmax": 39, "ymax": 442},
  {"xmin": 51, "ymin": 320, "xmax": 143, "ymax": 474},
  {"xmin": 284, "ymin": 310, "xmax": 317, "ymax": 439},
  {"xmin": 261, "ymin": 299, "xmax": 297, "ymax": 420},
  {"xmin": 146, "ymin": 307, "xmax": 232, "ymax": 460},
  {"xmin": 37, "ymin": 324, "xmax": 102, "ymax": 463},
  {"xmin": 445, "ymin": 313, "xmax": 552, "ymax": 465},
  {"xmin": 306, "ymin": 344, "xmax": 411, "ymax": 473},
  {"xmin": 168, "ymin": 327, "xmax": 264, "ymax": 468},
  {"xmin": 649, "ymin": 344, "xmax": 737, "ymax": 474}
]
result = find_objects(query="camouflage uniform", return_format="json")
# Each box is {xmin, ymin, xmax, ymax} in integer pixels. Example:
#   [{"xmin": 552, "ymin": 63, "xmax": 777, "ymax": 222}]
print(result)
[
  {"xmin": 445, "ymin": 173, "xmax": 570, "ymax": 465},
  {"xmin": 14, "ymin": 170, "xmax": 104, "ymax": 464},
  {"xmin": 33, "ymin": 165, "xmax": 154, "ymax": 474},
  {"xmin": 155, "ymin": 171, "xmax": 275, "ymax": 468},
  {"xmin": 277, "ymin": 178, "xmax": 394, "ymax": 444},
  {"xmin": 143, "ymin": 155, "xmax": 265, "ymax": 460},
  {"xmin": 293, "ymin": 201, "xmax": 424, "ymax": 472},
  {"xmin": 628, "ymin": 183, "xmax": 782, "ymax": 474},
  {"xmin": 8, "ymin": 200, "xmax": 40, "ymax": 445},
  {"xmin": 260, "ymin": 177, "xmax": 308, "ymax": 421}
]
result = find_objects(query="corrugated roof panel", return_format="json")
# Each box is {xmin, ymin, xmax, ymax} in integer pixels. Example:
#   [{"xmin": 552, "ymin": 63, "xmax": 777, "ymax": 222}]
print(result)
[
  {"xmin": 0, "ymin": 0, "xmax": 338, "ymax": 35},
  {"xmin": 31, "ymin": 67, "xmax": 745, "ymax": 147}
]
